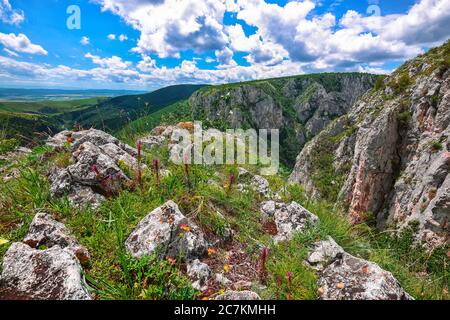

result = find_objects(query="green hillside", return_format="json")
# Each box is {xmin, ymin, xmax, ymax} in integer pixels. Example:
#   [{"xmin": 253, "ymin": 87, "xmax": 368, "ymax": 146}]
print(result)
[
  {"xmin": 74, "ymin": 84, "xmax": 206, "ymax": 131},
  {"xmin": 0, "ymin": 111, "xmax": 60, "ymax": 144}
]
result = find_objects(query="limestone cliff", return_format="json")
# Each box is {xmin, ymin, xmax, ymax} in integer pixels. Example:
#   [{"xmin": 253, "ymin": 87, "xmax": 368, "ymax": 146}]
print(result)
[{"xmin": 290, "ymin": 41, "xmax": 450, "ymax": 248}]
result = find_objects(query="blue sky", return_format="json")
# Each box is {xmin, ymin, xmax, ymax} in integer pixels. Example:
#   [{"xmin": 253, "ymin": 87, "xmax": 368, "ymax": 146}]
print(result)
[{"xmin": 0, "ymin": 0, "xmax": 449, "ymax": 90}]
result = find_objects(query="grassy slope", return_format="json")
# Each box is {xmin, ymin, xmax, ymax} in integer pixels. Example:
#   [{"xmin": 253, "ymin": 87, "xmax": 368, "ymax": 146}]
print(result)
[{"xmin": 0, "ymin": 141, "xmax": 447, "ymax": 300}]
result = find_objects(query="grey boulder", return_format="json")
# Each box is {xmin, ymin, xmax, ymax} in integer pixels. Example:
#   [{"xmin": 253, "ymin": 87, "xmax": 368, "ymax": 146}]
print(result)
[
  {"xmin": 307, "ymin": 238, "xmax": 413, "ymax": 300},
  {"xmin": 125, "ymin": 200, "xmax": 208, "ymax": 261}
]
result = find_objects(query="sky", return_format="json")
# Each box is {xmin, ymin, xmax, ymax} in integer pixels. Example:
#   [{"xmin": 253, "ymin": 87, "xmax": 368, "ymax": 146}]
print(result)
[{"xmin": 0, "ymin": 0, "xmax": 449, "ymax": 90}]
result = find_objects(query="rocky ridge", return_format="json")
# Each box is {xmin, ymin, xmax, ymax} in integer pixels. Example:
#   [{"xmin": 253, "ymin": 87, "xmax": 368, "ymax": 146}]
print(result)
[{"xmin": 290, "ymin": 41, "xmax": 450, "ymax": 248}]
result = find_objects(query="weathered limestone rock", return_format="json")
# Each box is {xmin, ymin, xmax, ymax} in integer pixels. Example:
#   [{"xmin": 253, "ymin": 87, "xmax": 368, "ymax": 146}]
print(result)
[
  {"xmin": 187, "ymin": 259, "xmax": 211, "ymax": 291},
  {"xmin": 289, "ymin": 41, "xmax": 450, "ymax": 248},
  {"xmin": 319, "ymin": 252, "xmax": 413, "ymax": 300},
  {"xmin": 140, "ymin": 135, "xmax": 166, "ymax": 149},
  {"xmin": 125, "ymin": 201, "xmax": 208, "ymax": 261},
  {"xmin": 307, "ymin": 237, "xmax": 413, "ymax": 300},
  {"xmin": 23, "ymin": 212, "xmax": 89, "ymax": 262},
  {"xmin": 0, "ymin": 243, "xmax": 91, "ymax": 300},
  {"xmin": 0, "ymin": 213, "xmax": 91, "ymax": 300},
  {"xmin": 269, "ymin": 201, "xmax": 319, "ymax": 243},
  {"xmin": 237, "ymin": 168, "xmax": 272, "ymax": 197},
  {"xmin": 251, "ymin": 175, "xmax": 270, "ymax": 197},
  {"xmin": 306, "ymin": 237, "xmax": 345, "ymax": 271},
  {"xmin": 214, "ymin": 290, "xmax": 261, "ymax": 300},
  {"xmin": 46, "ymin": 129, "xmax": 137, "ymax": 209}
]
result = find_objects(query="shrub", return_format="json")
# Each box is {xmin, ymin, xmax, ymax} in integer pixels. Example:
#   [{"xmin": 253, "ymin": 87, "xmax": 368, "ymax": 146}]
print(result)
[
  {"xmin": 430, "ymin": 140, "xmax": 443, "ymax": 152},
  {"xmin": 398, "ymin": 111, "xmax": 412, "ymax": 123},
  {"xmin": 374, "ymin": 76, "xmax": 386, "ymax": 91}
]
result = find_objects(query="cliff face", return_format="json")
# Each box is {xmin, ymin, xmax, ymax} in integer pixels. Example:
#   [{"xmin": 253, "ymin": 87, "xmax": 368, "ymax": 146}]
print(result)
[
  {"xmin": 189, "ymin": 73, "xmax": 378, "ymax": 165},
  {"xmin": 290, "ymin": 41, "xmax": 450, "ymax": 248}
]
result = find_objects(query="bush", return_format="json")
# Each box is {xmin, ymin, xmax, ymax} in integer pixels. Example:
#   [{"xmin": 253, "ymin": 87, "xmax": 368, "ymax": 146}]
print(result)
[
  {"xmin": 374, "ymin": 76, "xmax": 386, "ymax": 91},
  {"xmin": 430, "ymin": 140, "xmax": 443, "ymax": 152}
]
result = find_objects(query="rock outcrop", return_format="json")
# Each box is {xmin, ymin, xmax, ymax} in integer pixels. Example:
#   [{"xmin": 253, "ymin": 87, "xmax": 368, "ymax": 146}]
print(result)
[
  {"xmin": 46, "ymin": 129, "xmax": 139, "ymax": 209},
  {"xmin": 0, "ymin": 213, "xmax": 91, "ymax": 300},
  {"xmin": 307, "ymin": 238, "xmax": 413, "ymax": 300},
  {"xmin": 260, "ymin": 201, "xmax": 319, "ymax": 243},
  {"xmin": 187, "ymin": 259, "xmax": 211, "ymax": 291},
  {"xmin": 290, "ymin": 40, "xmax": 450, "ymax": 248},
  {"xmin": 125, "ymin": 200, "xmax": 208, "ymax": 261}
]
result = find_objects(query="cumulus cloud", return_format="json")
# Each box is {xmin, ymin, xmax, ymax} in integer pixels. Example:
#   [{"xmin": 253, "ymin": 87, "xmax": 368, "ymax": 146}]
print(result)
[
  {"xmin": 0, "ymin": 33, "xmax": 47, "ymax": 55},
  {"xmin": 95, "ymin": 0, "xmax": 229, "ymax": 57},
  {"xmin": 93, "ymin": 0, "xmax": 450, "ymax": 73},
  {"xmin": 80, "ymin": 36, "xmax": 90, "ymax": 45},
  {"xmin": 108, "ymin": 33, "xmax": 128, "ymax": 41},
  {"xmin": 0, "ymin": 0, "xmax": 25, "ymax": 25},
  {"xmin": 85, "ymin": 52, "xmax": 132, "ymax": 70},
  {"xmin": 215, "ymin": 47, "xmax": 237, "ymax": 68},
  {"xmin": 118, "ymin": 34, "xmax": 128, "ymax": 41}
]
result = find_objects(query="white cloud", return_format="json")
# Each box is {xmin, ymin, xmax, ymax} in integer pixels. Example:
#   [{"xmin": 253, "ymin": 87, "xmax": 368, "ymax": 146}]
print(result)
[
  {"xmin": 118, "ymin": 34, "xmax": 128, "ymax": 41},
  {"xmin": 3, "ymin": 47, "xmax": 18, "ymax": 57},
  {"xmin": 0, "ymin": 33, "xmax": 48, "ymax": 55},
  {"xmin": 107, "ymin": 34, "xmax": 116, "ymax": 40},
  {"xmin": 93, "ymin": 0, "xmax": 450, "ymax": 72},
  {"xmin": 215, "ymin": 47, "xmax": 237, "ymax": 68},
  {"xmin": 80, "ymin": 36, "xmax": 90, "ymax": 45},
  {"xmin": 0, "ymin": 0, "xmax": 25, "ymax": 25},
  {"xmin": 94, "ymin": 0, "xmax": 229, "ymax": 58},
  {"xmin": 85, "ymin": 52, "xmax": 132, "ymax": 70}
]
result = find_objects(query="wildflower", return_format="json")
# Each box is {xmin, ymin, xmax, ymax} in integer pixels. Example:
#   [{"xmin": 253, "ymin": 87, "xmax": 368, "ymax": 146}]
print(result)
[
  {"xmin": 259, "ymin": 247, "xmax": 268, "ymax": 282},
  {"xmin": 276, "ymin": 275, "xmax": 282, "ymax": 300},
  {"xmin": 286, "ymin": 271, "xmax": 293, "ymax": 300},
  {"xmin": 137, "ymin": 140, "xmax": 143, "ymax": 189},
  {"xmin": 180, "ymin": 224, "xmax": 191, "ymax": 233},
  {"xmin": 223, "ymin": 264, "xmax": 230, "ymax": 273},
  {"xmin": 167, "ymin": 257, "xmax": 176, "ymax": 265},
  {"xmin": 66, "ymin": 135, "xmax": 74, "ymax": 144},
  {"xmin": 207, "ymin": 248, "xmax": 217, "ymax": 257},
  {"xmin": 153, "ymin": 159, "xmax": 160, "ymax": 186},
  {"xmin": 91, "ymin": 164, "xmax": 100, "ymax": 176}
]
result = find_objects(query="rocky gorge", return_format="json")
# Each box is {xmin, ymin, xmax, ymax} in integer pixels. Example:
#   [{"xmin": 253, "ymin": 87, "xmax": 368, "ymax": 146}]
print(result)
[{"xmin": 0, "ymin": 41, "xmax": 449, "ymax": 301}]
